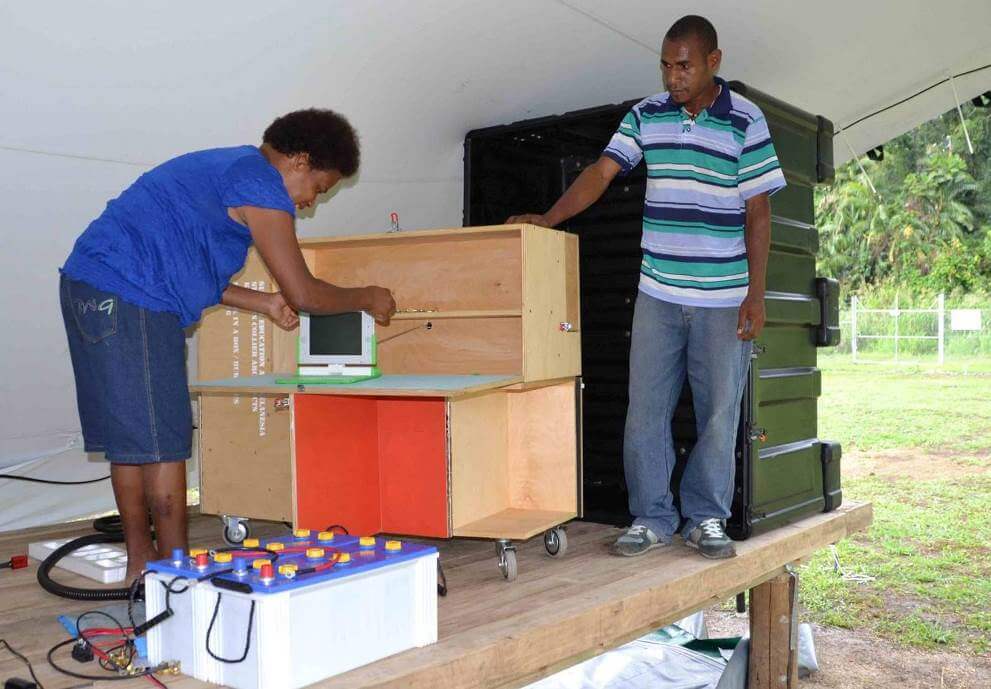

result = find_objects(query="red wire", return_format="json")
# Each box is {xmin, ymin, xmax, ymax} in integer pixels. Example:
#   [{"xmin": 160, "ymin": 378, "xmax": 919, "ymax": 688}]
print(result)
[{"xmin": 80, "ymin": 628, "xmax": 165, "ymax": 688}]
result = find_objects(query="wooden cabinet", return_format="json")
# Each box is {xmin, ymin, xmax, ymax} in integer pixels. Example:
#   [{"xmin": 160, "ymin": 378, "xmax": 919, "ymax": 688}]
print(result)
[{"xmin": 193, "ymin": 225, "xmax": 582, "ymax": 542}]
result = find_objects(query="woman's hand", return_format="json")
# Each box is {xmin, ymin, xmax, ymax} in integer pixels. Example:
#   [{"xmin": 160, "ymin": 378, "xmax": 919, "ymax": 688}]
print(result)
[{"xmin": 266, "ymin": 292, "xmax": 300, "ymax": 331}]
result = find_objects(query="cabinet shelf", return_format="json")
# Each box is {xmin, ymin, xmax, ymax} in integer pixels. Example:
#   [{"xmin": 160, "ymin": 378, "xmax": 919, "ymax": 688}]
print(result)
[{"xmin": 391, "ymin": 309, "xmax": 522, "ymax": 320}]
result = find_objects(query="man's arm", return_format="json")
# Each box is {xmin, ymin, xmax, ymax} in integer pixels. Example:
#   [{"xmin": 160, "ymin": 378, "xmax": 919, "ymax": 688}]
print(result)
[
  {"xmin": 232, "ymin": 206, "xmax": 396, "ymax": 324},
  {"xmin": 507, "ymin": 155, "xmax": 622, "ymax": 227},
  {"xmin": 737, "ymin": 192, "xmax": 771, "ymax": 340}
]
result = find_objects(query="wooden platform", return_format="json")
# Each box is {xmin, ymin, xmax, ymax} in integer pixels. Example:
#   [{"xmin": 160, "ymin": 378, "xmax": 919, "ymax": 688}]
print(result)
[{"xmin": 0, "ymin": 503, "xmax": 871, "ymax": 689}]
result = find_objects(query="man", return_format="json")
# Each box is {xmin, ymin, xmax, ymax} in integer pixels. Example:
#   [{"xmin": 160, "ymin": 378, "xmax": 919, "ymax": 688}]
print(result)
[
  {"xmin": 507, "ymin": 15, "xmax": 785, "ymax": 559},
  {"xmin": 61, "ymin": 109, "xmax": 396, "ymax": 580}
]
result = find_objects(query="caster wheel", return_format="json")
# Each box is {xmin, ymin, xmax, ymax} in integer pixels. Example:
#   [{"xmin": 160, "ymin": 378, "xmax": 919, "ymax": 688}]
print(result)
[
  {"xmin": 544, "ymin": 527, "xmax": 568, "ymax": 558},
  {"xmin": 222, "ymin": 517, "xmax": 249, "ymax": 545},
  {"xmin": 499, "ymin": 548, "xmax": 518, "ymax": 582}
]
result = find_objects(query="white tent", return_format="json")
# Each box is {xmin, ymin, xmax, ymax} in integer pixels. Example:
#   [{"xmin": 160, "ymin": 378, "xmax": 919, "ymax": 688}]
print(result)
[{"xmin": 1, "ymin": 0, "xmax": 989, "ymax": 530}]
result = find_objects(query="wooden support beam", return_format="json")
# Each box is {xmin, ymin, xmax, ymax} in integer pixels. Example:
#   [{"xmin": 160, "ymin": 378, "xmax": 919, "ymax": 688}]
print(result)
[{"xmin": 749, "ymin": 570, "xmax": 799, "ymax": 689}]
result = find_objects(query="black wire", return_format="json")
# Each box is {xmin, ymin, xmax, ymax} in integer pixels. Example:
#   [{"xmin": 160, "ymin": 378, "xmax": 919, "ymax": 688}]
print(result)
[
  {"xmin": 0, "ymin": 472, "xmax": 110, "ymax": 485},
  {"xmin": 324, "ymin": 523, "xmax": 349, "ymax": 534},
  {"xmin": 1, "ymin": 638, "xmax": 46, "ymax": 689},
  {"xmin": 841, "ymin": 63, "xmax": 991, "ymax": 132},
  {"xmin": 205, "ymin": 592, "xmax": 256, "ymax": 664},
  {"xmin": 47, "ymin": 636, "xmax": 162, "ymax": 682}
]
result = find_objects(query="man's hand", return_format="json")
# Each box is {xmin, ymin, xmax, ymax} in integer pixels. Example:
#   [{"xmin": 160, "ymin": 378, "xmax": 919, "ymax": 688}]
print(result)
[
  {"xmin": 506, "ymin": 213, "xmax": 552, "ymax": 227},
  {"xmin": 266, "ymin": 292, "xmax": 299, "ymax": 331},
  {"xmin": 363, "ymin": 286, "xmax": 396, "ymax": 325},
  {"xmin": 737, "ymin": 292, "xmax": 766, "ymax": 341}
]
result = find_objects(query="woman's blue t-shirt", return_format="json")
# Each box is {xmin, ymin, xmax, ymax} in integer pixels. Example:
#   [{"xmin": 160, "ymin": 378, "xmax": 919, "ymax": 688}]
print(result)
[{"xmin": 62, "ymin": 146, "xmax": 295, "ymax": 327}]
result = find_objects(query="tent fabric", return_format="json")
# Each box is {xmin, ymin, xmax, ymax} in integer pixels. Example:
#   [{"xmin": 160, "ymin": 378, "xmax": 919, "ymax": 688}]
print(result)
[{"xmin": 1, "ymin": 1, "xmax": 989, "ymax": 530}]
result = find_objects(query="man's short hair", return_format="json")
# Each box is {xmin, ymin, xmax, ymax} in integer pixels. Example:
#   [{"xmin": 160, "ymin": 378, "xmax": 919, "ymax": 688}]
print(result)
[
  {"xmin": 665, "ymin": 15, "xmax": 718, "ymax": 55},
  {"xmin": 263, "ymin": 109, "xmax": 360, "ymax": 177}
]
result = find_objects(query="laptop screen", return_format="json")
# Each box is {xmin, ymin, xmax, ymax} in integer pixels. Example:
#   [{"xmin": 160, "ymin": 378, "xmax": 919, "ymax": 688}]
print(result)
[{"xmin": 308, "ymin": 312, "xmax": 364, "ymax": 356}]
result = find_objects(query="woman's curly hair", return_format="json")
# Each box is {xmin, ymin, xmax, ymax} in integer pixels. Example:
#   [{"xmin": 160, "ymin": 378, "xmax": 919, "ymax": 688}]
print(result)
[{"xmin": 263, "ymin": 109, "xmax": 360, "ymax": 176}]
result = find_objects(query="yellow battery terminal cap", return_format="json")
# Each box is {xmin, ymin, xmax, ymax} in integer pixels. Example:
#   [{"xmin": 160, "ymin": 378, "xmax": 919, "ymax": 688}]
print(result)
[
  {"xmin": 278, "ymin": 563, "xmax": 298, "ymax": 577},
  {"xmin": 252, "ymin": 558, "xmax": 269, "ymax": 570},
  {"xmin": 317, "ymin": 531, "xmax": 335, "ymax": 542},
  {"xmin": 293, "ymin": 529, "xmax": 311, "ymax": 538},
  {"xmin": 266, "ymin": 542, "xmax": 285, "ymax": 551},
  {"xmin": 305, "ymin": 547, "xmax": 325, "ymax": 559},
  {"xmin": 189, "ymin": 548, "xmax": 208, "ymax": 557},
  {"xmin": 337, "ymin": 553, "xmax": 351, "ymax": 564},
  {"xmin": 359, "ymin": 536, "xmax": 376, "ymax": 547},
  {"xmin": 242, "ymin": 538, "xmax": 260, "ymax": 548},
  {"xmin": 385, "ymin": 540, "xmax": 402, "ymax": 552},
  {"xmin": 213, "ymin": 552, "xmax": 233, "ymax": 563}
]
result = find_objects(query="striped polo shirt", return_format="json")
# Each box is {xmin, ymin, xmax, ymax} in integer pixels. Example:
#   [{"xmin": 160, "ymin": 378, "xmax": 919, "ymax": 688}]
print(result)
[{"xmin": 602, "ymin": 77, "xmax": 786, "ymax": 307}]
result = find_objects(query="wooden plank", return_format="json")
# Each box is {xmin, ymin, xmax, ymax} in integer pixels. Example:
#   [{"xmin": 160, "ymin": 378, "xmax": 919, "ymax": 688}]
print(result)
[
  {"xmin": 192, "ymin": 374, "xmax": 522, "ymax": 398},
  {"xmin": 452, "ymin": 508, "xmax": 575, "ymax": 540},
  {"xmin": 392, "ymin": 309, "xmax": 522, "ymax": 320},
  {"xmin": 507, "ymin": 381, "xmax": 578, "ymax": 513},
  {"xmin": 298, "ymin": 224, "xmax": 531, "ymax": 248},
  {"xmin": 749, "ymin": 577, "xmax": 772, "ymax": 689},
  {"xmin": 314, "ymin": 232, "xmax": 522, "ymax": 313},
  {"xmin": 198, "ymin": 394, "xmax": 292, "ymax": 521},
  {"xmin": 749, "ymin": 574, "xmax": 797, "ymax": 689},
  {"xmin": 376, "ymin": 317, "xmax": 523, "ymax": 377},
  {"xmin": 449, "ymin": 391, "xmax": 508, "ymax": 529},
  {"xmin": 521, "ymin": 226, "xmax": 582, "ymax": 381}
]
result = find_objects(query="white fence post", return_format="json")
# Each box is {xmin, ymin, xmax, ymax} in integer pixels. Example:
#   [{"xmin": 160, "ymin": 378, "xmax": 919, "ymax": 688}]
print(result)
[
  {"xmin": 851, "ymin": 295, "xmax": 858, "ymax": 362},
  {"xmin": 937, "ymin": 293, "xmax": 945, "ymax": 365},
  {"xmin": 894, "ymin": 292, "xmax": 900, "ymax": 363}
]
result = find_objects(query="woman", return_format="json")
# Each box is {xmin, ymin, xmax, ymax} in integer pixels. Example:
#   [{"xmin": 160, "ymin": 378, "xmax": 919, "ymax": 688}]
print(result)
[{"xmin": 60, "ymin": 108, "xmax": 396, "ymax": 580}]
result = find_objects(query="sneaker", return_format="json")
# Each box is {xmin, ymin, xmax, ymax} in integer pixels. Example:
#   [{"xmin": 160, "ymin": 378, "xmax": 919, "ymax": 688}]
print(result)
[
  {"xmin": 685, "ymin": 518, "xmax": 736, "ymax": 559},
  {"xmin": 612, "ymin": 524, "xmax": 669, "ymax": 557}
]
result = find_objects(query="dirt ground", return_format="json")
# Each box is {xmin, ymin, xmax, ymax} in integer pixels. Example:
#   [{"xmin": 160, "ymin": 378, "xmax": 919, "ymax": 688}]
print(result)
[
  {"xmin": 706, "ymin": 611, "xmax": 991, "ymax": 689},
  {"xmin": 706, "ymin": 449, "xmax": 991, "ymax": 689}
]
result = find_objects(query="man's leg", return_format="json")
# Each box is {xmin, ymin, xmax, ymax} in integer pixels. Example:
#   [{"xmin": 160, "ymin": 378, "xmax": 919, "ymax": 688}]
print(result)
[
  {"xmin": 615, "ymin": 293, "xmax": 688, "ymax": 555},
  {"xmin": 110, "ymin": 464, "xmax": 158, "ymax": 581},
  {"xmin": 679, "ymin": 305, "xmax": 752, "ymax": 558},
  {"xmin": 143, "ymin": 461, "xmax": 188, "ymax": 559}
]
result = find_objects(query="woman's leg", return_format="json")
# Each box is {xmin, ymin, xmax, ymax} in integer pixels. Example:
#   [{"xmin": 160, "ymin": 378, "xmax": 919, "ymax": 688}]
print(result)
[
  {"xmin": 143, "ymin": 461, "xmax": 188, "ymax": 558},
  {"xmin": 111, "ymin": 463, "xmax": 158, "ymax": 581}
]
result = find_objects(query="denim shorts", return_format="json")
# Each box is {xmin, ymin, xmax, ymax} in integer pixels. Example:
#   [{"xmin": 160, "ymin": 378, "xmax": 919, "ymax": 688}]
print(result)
[{"xmin": 60, "ymin": 274, "xmax": 192, "ymax": 464}]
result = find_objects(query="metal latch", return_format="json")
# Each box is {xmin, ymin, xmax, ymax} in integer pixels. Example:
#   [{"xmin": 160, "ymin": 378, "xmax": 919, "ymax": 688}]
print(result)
[{"xmin": 749, "ymin": 426, "xmax": 768, "ymax": 443}]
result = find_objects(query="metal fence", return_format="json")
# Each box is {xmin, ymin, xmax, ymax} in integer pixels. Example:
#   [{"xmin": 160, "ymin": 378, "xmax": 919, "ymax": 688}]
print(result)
[{"xmin": 838, "ymin": 294, "xmax": 990, "ymax": 364}]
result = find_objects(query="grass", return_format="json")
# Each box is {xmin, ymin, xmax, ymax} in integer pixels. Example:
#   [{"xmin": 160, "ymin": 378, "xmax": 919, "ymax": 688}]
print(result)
[
  {"xmin": 817, "ymin": 353, "xmax": 991, "ymax": 454},
  {"xmin": 796, "ymin": 355, "xmax": 991, "ymax": 655}
]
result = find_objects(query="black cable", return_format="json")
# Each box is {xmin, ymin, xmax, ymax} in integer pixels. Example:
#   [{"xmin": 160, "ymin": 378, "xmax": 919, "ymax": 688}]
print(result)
[
  {"xmin": 1, "ymin": 638, "xmax": 46, "ymax": 689},
  {"xmin": 0, "ymin": 472, "xmax": 109, "ymax": 485},
  {"xmin": 205, "ymin": 592, "xmax": 256, "ymax": 664},
  {"xmin": 47, "ymin": 636, "xmax": 162, "ymax": 682},
  {"xmin": 37, "ymin": 532, "xmax": 136, "ymax": 601},
  {"xmin": 92, "ymin": 515, "xmax": 124, "ymax": 534},
  {"xmin": 841, "ymin": 63, "xmax": 991, "ymax": 132},
  {"xmin": 324, "ymin": 523, "xmax": 349, "ymax": 534}
]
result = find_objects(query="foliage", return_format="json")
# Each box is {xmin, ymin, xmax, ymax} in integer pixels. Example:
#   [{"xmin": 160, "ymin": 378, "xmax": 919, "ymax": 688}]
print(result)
[{"xmin": 815, "ymin": 104, "xmax": 991, "ymax": 295}]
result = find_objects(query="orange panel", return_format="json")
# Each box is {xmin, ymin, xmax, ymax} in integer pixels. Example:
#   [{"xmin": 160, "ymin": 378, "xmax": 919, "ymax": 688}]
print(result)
[
  {"xmin": 378, "ymin": 398, "xmax": 449, "ymax": 537},
  {"xmin": 293, "ymin": 395, "xmax": 382, "ymax": 535}
]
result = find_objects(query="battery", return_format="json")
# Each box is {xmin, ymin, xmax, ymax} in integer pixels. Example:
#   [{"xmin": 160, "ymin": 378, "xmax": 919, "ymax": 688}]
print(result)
[{"xmin": 144, "ymin": 532, "xmax": 437, "ymax": 689}]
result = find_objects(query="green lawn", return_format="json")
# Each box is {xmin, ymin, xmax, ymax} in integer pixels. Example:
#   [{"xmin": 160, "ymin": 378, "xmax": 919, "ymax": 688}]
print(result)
[
  {"xmin": 798, "ymin": 355, "xmax": 991, "ymax": 655},
  {"xmin": 818, "ymin": 353, "xmax": 991, "ymax": 454}
]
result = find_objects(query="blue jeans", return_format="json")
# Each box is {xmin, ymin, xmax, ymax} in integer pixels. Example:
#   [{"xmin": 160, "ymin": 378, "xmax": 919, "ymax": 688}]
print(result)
[
  {"xmin": 60, "ymin": 274, "xmax": 192, "ymax": 464},
  {"xmin": 623, "ymin": 292, "xmax": 752, "ymax": 539}
]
